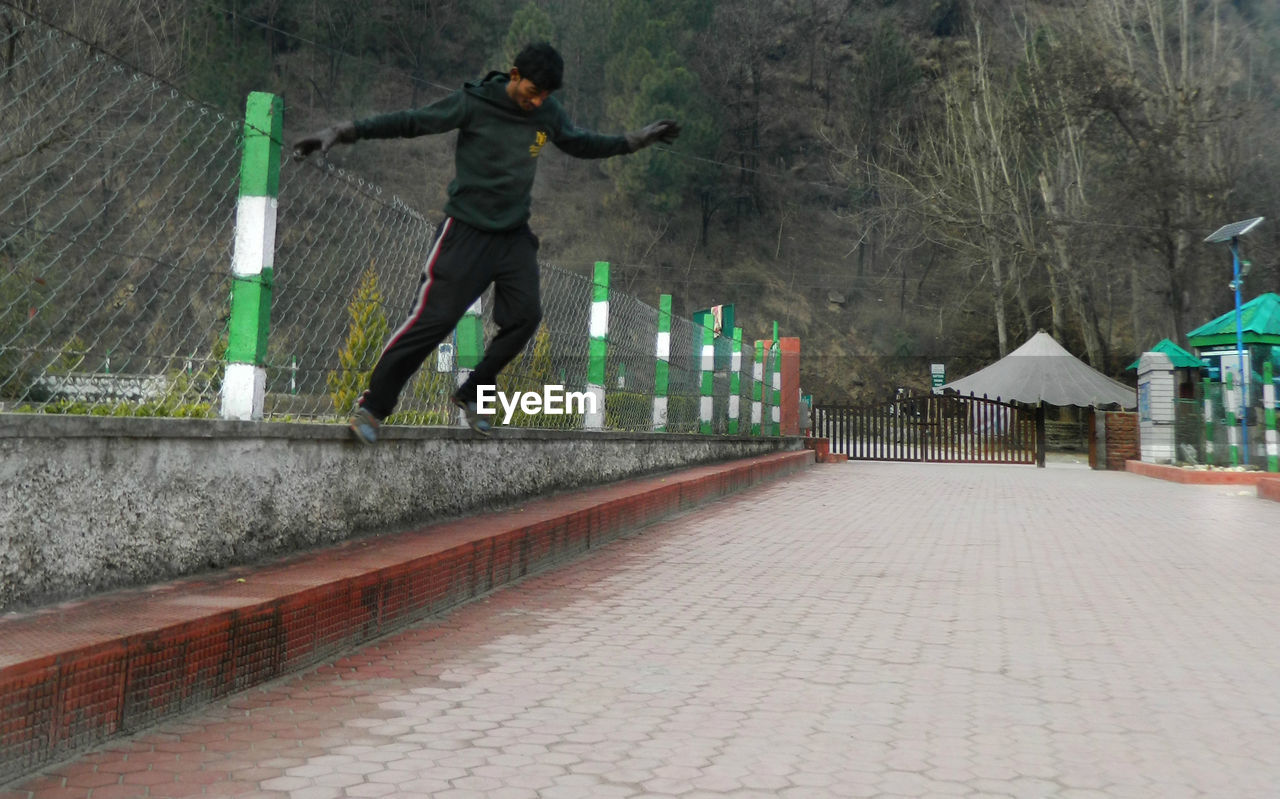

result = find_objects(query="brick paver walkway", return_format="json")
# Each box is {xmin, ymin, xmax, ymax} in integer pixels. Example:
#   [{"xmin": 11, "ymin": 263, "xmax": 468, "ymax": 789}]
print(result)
[{"xmin": 5, "ymin": 462, "xmax": 1280, "ymax": 798}]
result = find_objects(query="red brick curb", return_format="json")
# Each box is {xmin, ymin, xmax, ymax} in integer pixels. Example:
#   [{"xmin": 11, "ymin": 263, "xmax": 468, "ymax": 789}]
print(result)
[
  {"xmin": 802, "ymin": 437, "xmax": 848, "ymax": 464},
  {"xmin": 0, "ymin": 450, "xmax": 812, "ymax": 784},
  {"xmin": 1125, "ymin": 459, "xmax": 1277, "ymax": 485},
  {"xmin": 1259, "ymin": 477, "xmax": 1280, "ymax": 504}
]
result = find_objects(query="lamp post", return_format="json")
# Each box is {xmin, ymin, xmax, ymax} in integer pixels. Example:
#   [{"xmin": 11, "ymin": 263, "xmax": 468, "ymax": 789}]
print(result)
[{"xmin": 1205, "ymin": 217, "xmax": 1264, "ymax": 465}]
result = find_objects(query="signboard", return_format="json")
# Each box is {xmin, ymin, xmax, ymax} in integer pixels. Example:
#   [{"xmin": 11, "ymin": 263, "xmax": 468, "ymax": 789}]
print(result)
[
  {"xmin": 930, "ymin": 362, "xmax": 945, "ymax": 390},
  {"xmin": 437, "ymin": 342, "xmax": 454, "ymax": 372},
  {"xmin": 1204, "ymin": 348, "xmax": 1252, "ymax": 404}
]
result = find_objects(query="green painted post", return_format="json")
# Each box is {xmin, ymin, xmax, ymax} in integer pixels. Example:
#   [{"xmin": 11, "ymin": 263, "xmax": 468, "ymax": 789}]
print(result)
[
  {"xmin": 1265, "ymin": 362, "xmax": 1277, "ymax": 472},
  {"xmin": 455, "ymin": 297, "xmax": 483, "ymax": 425},
  {"xmin": 586, "ymin": 261, "xmax": 609, "ymax": 429},
  {"xmin": 752, "ymin": 340, "xmax": 764, "ymax": 436},
  {"xmin": 698, "ymin": 317, "xmax": 714, "ymax": 434},
  {"xmin": 221, "ymin": 91, "xmax": 283, "ymax": 420},
  {"xmin": 728, "ymin": 327, "xmax": 743, "ymax": 434},
  {"xmin": 770, "ymin": 321, "xmax": 781, "ymax": 436},
  {"xmin": 1226, "ymin": 372, "xmax": 1239, "ymax": 467},
  {"xmin": 1203, "ymin": 378, "xmax": 1215, "ymax": 465},
  {"xmin": 652, "ymin": 294, "xmax": 671, "ymax": 432}
]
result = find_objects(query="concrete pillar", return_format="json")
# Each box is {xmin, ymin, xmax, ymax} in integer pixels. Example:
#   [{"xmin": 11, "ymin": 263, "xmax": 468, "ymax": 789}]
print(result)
[{"xmin": 1137, "ymin": 352, "xmax": 1176, "ymax": 464}]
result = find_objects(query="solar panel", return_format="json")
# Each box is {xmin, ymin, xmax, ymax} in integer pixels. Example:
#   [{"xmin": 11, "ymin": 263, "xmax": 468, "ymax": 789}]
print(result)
[{"xmin": 1204, "ymin": 217, "xmax": 1264, "ymax": 243}]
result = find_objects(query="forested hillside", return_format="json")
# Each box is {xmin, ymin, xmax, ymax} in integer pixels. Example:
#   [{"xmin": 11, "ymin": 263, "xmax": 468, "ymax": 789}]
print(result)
[{"xmin": 12, "ymin": 0, "xmax": 1280, "ymax": 401}]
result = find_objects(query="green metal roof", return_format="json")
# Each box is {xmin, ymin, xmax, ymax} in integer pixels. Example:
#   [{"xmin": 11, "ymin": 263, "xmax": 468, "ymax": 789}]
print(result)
[
  {"xmin": 1186, "ymin": 292, "xmax": 1280, "ymax": 347},
  {"xmin": 1125, "ymin": 338, "xmax": 1206, "ymax": 371}
]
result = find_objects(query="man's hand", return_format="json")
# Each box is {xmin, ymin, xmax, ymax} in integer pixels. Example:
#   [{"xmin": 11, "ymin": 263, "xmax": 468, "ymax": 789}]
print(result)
[
  {"xmin": 292, "ymin": 121, "xmax": 358, "ymax": 161},
  {"xmin": 625, "ymin": 119, "xmax": 681, "ymax": 152}
]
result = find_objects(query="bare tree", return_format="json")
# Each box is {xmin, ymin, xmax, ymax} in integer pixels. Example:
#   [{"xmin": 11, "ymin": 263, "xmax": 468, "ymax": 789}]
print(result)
[
  {"xmin": 1074, "ymin": 0, "xmax": 1244, "ymax": 343},
  {"xmin": 877, "ymin": 14, "xmax": 1032, "ymax": 356}
]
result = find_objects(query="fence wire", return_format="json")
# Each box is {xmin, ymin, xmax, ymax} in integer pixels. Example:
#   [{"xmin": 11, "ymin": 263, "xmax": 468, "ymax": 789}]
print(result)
[
  {"xmin": 2, "ymin": 8, "xmax": 778, "ymax": 433},
  {"xmin": 1175, "ymin": 379, "xmax": 1273, "ymax": 467},
  {"xmin": 1, "ymin": 12, "xmax": 240, "ymax": 414}
]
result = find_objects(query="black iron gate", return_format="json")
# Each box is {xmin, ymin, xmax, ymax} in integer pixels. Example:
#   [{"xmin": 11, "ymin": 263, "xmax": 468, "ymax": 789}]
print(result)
[{"xmin": 813, "ymin": 392, "xmax": 1044, "ymax": 466}]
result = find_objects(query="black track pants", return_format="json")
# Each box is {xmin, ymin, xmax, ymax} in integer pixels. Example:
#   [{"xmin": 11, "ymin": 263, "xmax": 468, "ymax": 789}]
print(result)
[{"xmin": 359, "ymin": 217, "xmax": 542, "ymax": 419}]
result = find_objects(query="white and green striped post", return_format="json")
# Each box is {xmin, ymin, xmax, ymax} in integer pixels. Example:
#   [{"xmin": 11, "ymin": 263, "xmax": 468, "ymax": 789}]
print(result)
[
  {"xmin": 652, "ymin": 294, "xmax": 671, "ymax": 432},
  {"xmin": 221, "ymin": 91, "xmax": 283, "ymax": 421},
  {"xmin": 752, "ymin": 340, "xmax": 764, "ymax": 436},
  {"xmin": 770, "ymin": 321, "xmax": 782, "ymax": 436},
  {"xmin": 1203, "ymin": 378, "xmax": 1215, "ymax": 464},
  {"xmin": 1264, "ymin": 362, "xmax": 1278, "ymax": 472},
  {"xmin": 698, "ymin": 317, "xmax": 714, "ymax": 434},
  {"xmin": 585, "ymin": 261, "xmax": 608, "ymax": 430},
  {"xmin": 455, "ymin": 297, "xmax": 483, "ymax": 425},
  {"xmin": 1226, "ymin": 372, "xmax": 1240, "ymax": 467},
  {"xmin": 727, "ymin": 327, "xmax": 743, "ymax": 435}
]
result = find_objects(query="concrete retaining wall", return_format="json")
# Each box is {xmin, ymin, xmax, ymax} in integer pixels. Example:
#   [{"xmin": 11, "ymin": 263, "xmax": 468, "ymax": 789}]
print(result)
[{"xmin": 0, "ymin": 414, "xmax": 800, "ymax": 611}]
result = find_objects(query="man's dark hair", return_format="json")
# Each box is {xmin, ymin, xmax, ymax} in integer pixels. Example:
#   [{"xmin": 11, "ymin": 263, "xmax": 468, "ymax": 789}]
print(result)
[{"xmin": 514, "ymin": 42, "xmax": 564, "ymax": 92}]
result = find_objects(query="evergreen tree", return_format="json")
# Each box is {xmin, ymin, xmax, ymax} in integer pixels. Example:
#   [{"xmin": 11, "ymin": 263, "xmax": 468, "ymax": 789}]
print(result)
[
  {"xmin": 327, "ymin": 266, "xmax": 389, "ymax": 415},
  {"xmin": 603, "ymin": 0, "xmax": 720, "ymax": 215},
  {"xmin": 503, "ymin": 2, "xmax": 556, "ymax": 65},
  {"xmin": 608, "ymin": 49, "xmax": 720, "ymax": 214}
]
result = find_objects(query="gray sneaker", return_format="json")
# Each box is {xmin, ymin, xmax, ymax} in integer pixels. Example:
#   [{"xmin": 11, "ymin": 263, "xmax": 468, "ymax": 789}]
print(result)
[
  {"xmin": 450, "ymin": 394, "xmax": 493, "ymax": 436},
  {"xmin": 348, "ymin": 406, "xmax": 381, "ymax": 444}
]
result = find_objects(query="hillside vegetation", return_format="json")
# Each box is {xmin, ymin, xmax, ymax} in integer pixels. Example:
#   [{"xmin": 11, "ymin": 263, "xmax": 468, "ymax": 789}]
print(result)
[{"xmin": 16, "ymin": 0, "xmax": 1280, "ymax": 401}]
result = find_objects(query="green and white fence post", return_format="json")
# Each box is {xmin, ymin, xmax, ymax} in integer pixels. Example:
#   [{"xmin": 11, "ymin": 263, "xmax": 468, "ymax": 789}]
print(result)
[
  {"xmin": 1265, "ymin": 362, "xmax": 1278, "ymax": 472},
  {"xmin": 1203, "ymin": 378, "xmax": 1214, "ymax": 464},
  {"xmin": 455, "ymin": 298, "xmax": 483, "ymax": 425},
  {"xmin": 220, "ymin": 91, "xmax": 283, "ymax": 421},
  {"xmin": 652, "ymin": 294, "xmax": 671, "ymax": 432},
  {"xmin": 752, "ymin": 340, "xmax": 764, "ymax": 436},
  {"xmin": 728, "ymin": 327, "xmax": 743, "ymax": 434},
  {"xmin": 585, "ymin": 261, "xmax": 608, "ymax": 430},
  {"xmin": 698, "ymin": 316, "xmax": 714, "ymax": 434},
  {"xmin": 770, "ymin": 322, "xmax": 782, "ymax": 436},
  {"xmin": 1226, "ymin": 372, "xmax": 1240, "ymax": 467}
]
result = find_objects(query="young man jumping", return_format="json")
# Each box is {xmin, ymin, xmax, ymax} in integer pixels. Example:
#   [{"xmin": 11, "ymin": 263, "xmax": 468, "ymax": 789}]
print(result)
[{"xmin": 293, "ymin": 42, "xmax": 679, "ymax": 443}]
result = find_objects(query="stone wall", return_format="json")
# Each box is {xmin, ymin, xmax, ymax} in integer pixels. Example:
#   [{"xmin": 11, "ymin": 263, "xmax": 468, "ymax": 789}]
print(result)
[{"xmin": 0, "ymin": 414, "xmax": 800, "ymax": 611}]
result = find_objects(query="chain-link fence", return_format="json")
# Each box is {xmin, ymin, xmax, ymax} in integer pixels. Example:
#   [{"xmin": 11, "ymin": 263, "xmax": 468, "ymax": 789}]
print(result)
[
  {"xmin": 1, "ymin": 8, "xmax": 781, "ymax": 433},
  {"xmin": 1174, "ymin": 378, "xmax": 1275, "ymax": 466},
  {"xmin": 1, "ymin": 13, "xmax": 241, "ymax": 415}
]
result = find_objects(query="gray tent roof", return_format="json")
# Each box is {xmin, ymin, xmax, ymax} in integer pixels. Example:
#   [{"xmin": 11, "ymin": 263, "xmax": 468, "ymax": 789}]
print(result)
[{"xmin": 943, "ymin": 331, "xmax": 1136, "ymax": 408}]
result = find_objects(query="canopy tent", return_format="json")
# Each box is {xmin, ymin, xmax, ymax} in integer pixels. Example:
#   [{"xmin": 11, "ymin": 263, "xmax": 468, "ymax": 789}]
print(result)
[
  {"xmin": 1125, "ymin": 338, "xmax": 1205, "ymax": 371},
  {"xmin": 944, "ymin": 331, "xmax": 1136, "ymax": 408}
]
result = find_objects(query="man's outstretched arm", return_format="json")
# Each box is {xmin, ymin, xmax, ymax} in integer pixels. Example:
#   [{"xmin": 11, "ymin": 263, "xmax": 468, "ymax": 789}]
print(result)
[
  {"xmin": 292, "ymin": 121, "xmax": 357, "ymax": 160},
  {"xmin": 292, "ymin": 91, "xmax": 469, "ymax": 160},
  {"xmin": 553, "ymin": 114, "xmax": 681, "ymax": 159},
  {"xmin": 624, "ymin": 119, "xmax": 681, "ymax": 152}
]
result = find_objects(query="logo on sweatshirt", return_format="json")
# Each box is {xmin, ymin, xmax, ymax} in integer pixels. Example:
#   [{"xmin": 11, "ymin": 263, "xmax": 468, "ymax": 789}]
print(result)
[{"xmin": 529, "ymin": 130, "xmax": 548, "ymax": 158}]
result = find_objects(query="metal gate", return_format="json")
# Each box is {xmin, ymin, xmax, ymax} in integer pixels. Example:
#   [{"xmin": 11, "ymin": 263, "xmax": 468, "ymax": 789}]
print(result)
[{"xmin": 813, "ymin": 392, "xmax": 1043, "ymax": 465}]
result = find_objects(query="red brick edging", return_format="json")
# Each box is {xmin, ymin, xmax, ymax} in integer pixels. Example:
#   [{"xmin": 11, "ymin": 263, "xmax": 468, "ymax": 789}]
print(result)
[
  {"xmin": 1125, "ymin": 459, "xmax": 1277, "ymax": 486},
  {"xmin": 1259, "ymin": 477, "xmax": 1280, "ymax": 504},
  {"xmin": 0, "ymin": 450, "xmax": 813, "ymax": 784},
  {"xmin": 803, "ymin": 437, "xmax": 848, "ymax": 463}
]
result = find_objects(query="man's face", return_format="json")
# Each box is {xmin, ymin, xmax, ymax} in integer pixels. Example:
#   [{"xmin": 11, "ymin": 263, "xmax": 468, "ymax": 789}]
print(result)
[{"xmin": 507, "ymin": 68, "xmax": 552, "ymax": 112}]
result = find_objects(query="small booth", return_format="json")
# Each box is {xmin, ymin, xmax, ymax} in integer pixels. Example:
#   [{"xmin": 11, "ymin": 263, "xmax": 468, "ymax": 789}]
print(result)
[
  {"xmin": 1125, "ymin": 338, "xmax": 1205, "ymax": 399},
  {"xmin": 1186, "ymin": 292, "xmax": 1280, "ymax": 394}
]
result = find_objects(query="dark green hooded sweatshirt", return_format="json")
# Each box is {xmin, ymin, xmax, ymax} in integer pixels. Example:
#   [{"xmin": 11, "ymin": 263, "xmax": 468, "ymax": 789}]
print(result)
[{"xmin": 353, "ymin": 72, "xmax": 631, "ymax": 232}]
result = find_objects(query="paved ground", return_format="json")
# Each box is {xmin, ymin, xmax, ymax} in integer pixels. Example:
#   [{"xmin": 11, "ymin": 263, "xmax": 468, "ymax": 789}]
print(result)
[{"xmin": 5, "ymin": 461, "xmax": 1280, "ymax": 799}]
